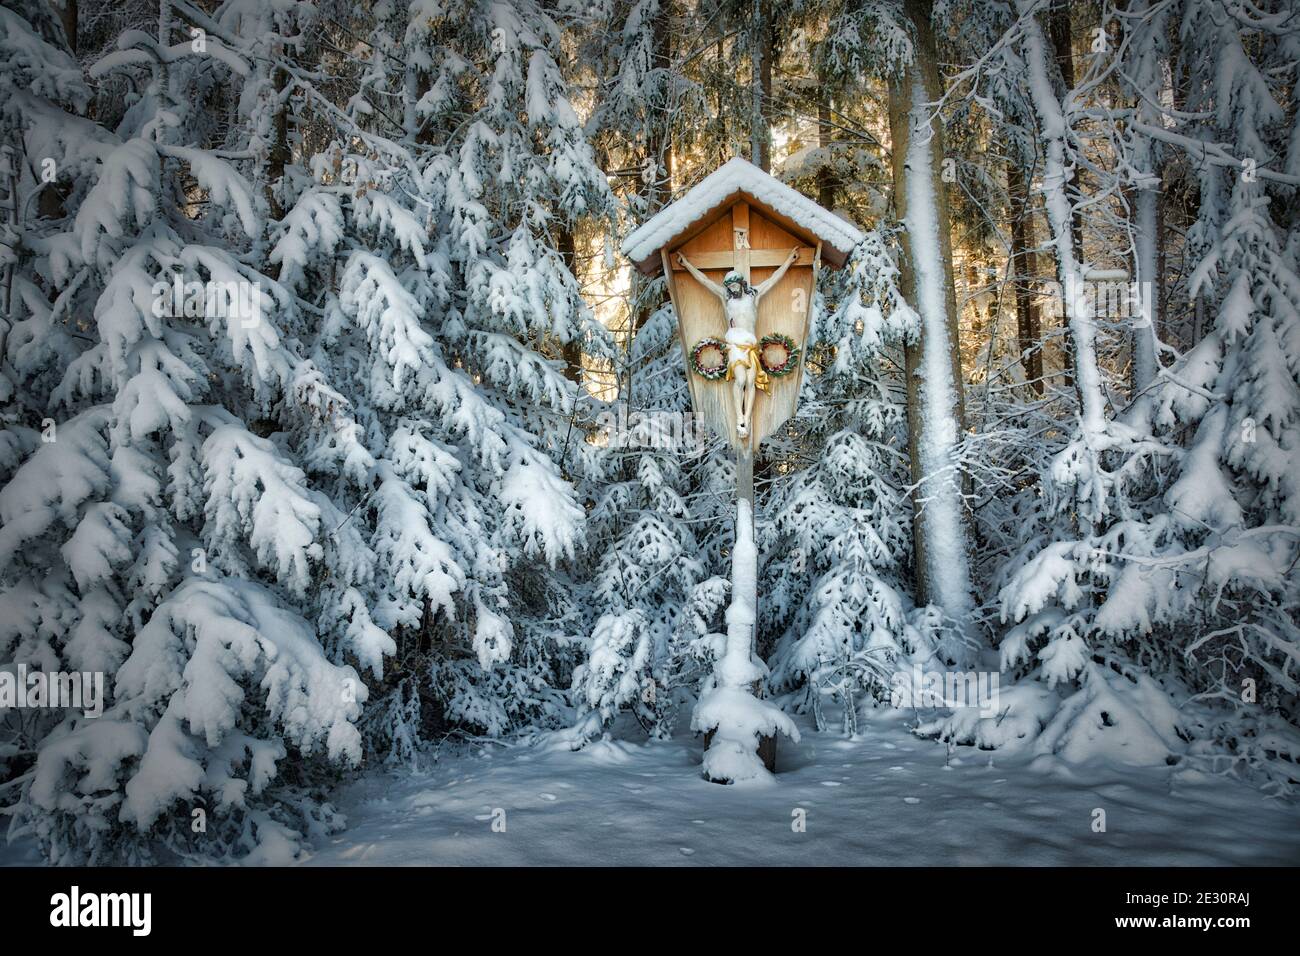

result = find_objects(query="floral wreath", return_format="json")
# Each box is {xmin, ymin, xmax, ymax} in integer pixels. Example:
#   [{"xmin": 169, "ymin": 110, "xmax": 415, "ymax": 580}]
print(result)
[
  {"xmin": 689, "ymin": 337, "xmax": 729, "ymax": 380},
  {"xmin": 759, "ymin": 332, "xmax": 800, "ymax": 377}
]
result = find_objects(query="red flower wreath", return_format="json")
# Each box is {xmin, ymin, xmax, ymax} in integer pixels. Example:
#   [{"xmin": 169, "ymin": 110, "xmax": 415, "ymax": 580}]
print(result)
[
  {"xmin": 690, "ymin": 337, "xmax": 728, "ymax": 380},
  {"xmin": 759, "ymin": 332, "xmax": 800, "ymax": 377}
]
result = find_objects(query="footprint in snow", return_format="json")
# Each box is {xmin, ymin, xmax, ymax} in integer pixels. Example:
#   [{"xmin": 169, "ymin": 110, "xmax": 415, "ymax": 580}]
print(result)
[
  {"xmin": 820, "ymin": 781, "xmax": 842, "ymax": 787},
  {"xmin": 903, "ymin": 797, "xmax": 921, "ymax": 804},
  {"xmin": 679, "ymin": 848, "xmax": 695, "ymax": 856},
  {"xmin": 538, "ymin": 793, "xmax": 557, "ymax": 801}
]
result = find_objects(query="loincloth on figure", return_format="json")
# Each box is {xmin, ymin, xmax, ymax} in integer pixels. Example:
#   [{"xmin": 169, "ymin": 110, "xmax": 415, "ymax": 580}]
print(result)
[{"xmin": 724, "ymin": 328, "xmax": 770, "ymax": 392}]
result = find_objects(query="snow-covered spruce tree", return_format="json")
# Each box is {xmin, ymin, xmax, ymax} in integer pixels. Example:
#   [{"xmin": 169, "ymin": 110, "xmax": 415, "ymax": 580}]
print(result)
[
  {"xmin": 926, "ymin": 0, "xmax": 1300, "ymax": 785},
  {"xmin": 565, "ymin": 3, "xmax": 734, "ymax": 745},
  {"xmin": 328, "ymin": 0, "xmax": 619, "ymax": 742},
  {"xmin": 764, "ymin": 0, "xmax": 978, "ymax": 682},
  {"xmin": 918, "ymin": 0, "xmax": 1196, "ymax": 764},
  {"xmin": 924, "ymin": 1, "xmax": 1071, "ymax": 643},
  {"xmin": 0, "ymin": 0, "xmax": 377, "ymax": 862},
  {"xmin": 568, "ymin": 296, "xmax": 729, "ymax": 742},
  {"xmin": 764, "ymin": 228, "xmax": 943, "ymax": 735},
  {"xmin": 3, "ymin": 0, "xmax": 623, "ymax": 860},
  {"xmin": 1135, "ymin": 0, "xmax": 1300, "ymax": 785}
]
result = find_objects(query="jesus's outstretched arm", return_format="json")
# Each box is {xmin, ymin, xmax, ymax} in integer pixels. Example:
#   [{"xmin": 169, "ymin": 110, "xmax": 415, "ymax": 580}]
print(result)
[
  {"xmin": 754, "ymin": 248, "xmax": 800, "ymax": 298},
  {"xmin": 676, "ymin": 253, "xmax": 725, "ymax": 299}
]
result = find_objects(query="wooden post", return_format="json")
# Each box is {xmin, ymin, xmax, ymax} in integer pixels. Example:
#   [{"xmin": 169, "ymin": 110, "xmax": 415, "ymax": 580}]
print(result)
[
  {"xmin": 702, "ymin": 449, "xmax": 775, "ymax": 774},
  {"xmin": 730, "ymin": 205, "xmax": 774, "ymax": 769},
  {"xmin": 731, "ymin": 202, "xmax": 750, "ymax": 282}
]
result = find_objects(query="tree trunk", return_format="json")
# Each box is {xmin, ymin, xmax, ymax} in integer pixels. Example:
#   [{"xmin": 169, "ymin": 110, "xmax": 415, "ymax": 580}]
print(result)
[
  {"xmin": 1047, "ymin": 0, "xmax": 1080, "ymax": 389},
  {"xmin": 631, "ymin": 0, "xmax": 673, "ymax": 339},
  {"xmin": 1132, "ymin": 182, "xmax": 1159, "ymax": 399},
  {"xmin": 1127, "ymin": 0, "xmax": 1166, "ymax": 420},
  {"xmin": 56, "ymin": 0, "xmax": 77, "ymax": 54},
  {"xmin": 817, "ymin": 98, "xmax": 835, "ymax": 209},
  {"xmin": 887, "ymin": 0, "xmax": 975, "ymax": 648},
  {"xmin": 1156, "ymin": 174, "xmax": 1167, "ymax": 345},
  {"xmin": 0, "ymin": 145, "xmax": 16, "ymax": 331},
  {"xmin": 557, "ymin": 226, "xmax": 582, "ymax": 384},
  {"xmin": 627, "ymin": 0, "xmax": 674, "ymax": 417},
  {"xmin": 38, "ymin": 0, "xmax": 77, "ymax": 220},
  {"xmin": 1007, "ymin": 161, "xmax": 1043, "ymax": 394},
  {"xmin": 750, "ymin": 0, "xmax": 772, "ymax": 172},
  {"xmin": 1019, "ymin": 0, "xmax": 1107, "ymax": 450},
  {"xmin": 266, "ymin": 66, "xmax": 291, "ymax": 221}
]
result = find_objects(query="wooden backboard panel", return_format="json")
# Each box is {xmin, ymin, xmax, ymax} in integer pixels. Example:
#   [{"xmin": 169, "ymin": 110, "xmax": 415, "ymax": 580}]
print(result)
[
  {"xmin": 667, "ymin": 214, "xmax": 733, "ymax": 451},
  {"xmin": 665, "ymin": 200, "xmax": 816, "ymax": 452},
  {"xmin": 750, "ymin": 209, "xmax": 813, "ymax": 445}
]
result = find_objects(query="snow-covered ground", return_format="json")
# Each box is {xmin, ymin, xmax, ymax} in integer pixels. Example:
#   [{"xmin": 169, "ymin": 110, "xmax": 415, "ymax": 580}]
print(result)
[
  {"xmin": 3, "ymin": 711, "xmax": 1294, "ymax": 867},
  {"xmin": 304, "ymin": 712, "xmax": 1300, "ymax": 867}
]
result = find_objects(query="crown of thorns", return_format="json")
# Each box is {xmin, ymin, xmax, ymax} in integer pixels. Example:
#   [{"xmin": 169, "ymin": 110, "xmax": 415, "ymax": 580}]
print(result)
[{"xmin": 723, "ymin": 271, "xmax": 746, "ymax": 287}]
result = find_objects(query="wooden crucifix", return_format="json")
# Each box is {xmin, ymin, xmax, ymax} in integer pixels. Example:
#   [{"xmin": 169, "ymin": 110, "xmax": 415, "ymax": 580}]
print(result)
[
  {"xmin": 622, "ymin": 159, "xmax": 864, "ymax": 781},
  {"xmin": 660, "ymin": 200, "xmax": 818, "ymax": 455},
  {"xmin": 675, "ymin": 242, "xmax": 800, "ymax": 443}
]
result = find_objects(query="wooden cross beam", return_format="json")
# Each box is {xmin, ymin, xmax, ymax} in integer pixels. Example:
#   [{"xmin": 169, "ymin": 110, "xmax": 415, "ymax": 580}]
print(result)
[
  {"xmin": 667, "ymin": 247, "xmax": 817, "ymax": 273},
  {"xmin": 668, "ymin": 201, "xmax": 816, "ymax": 277},
  {"xmin": 733, "ymin": 202, "xmax": 750, "ymax": 283}
]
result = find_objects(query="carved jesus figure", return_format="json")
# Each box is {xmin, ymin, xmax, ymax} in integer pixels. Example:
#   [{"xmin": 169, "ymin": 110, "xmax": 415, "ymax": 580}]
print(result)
[{"xmin": 677, "ymin": 248, "xmax": 798, "ymax": 439}]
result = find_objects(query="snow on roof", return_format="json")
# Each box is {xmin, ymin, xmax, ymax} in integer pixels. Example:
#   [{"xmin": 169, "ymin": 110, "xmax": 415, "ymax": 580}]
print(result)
[{"xmin": 621, "ymin": 157, "xmax": 864, "ymax": 273}]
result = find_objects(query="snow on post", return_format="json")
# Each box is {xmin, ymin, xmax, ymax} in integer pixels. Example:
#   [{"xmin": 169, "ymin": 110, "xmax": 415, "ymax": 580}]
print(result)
[{"xmin": 692, "ymin": 498, "xmax": 799, "ymax": 783}]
